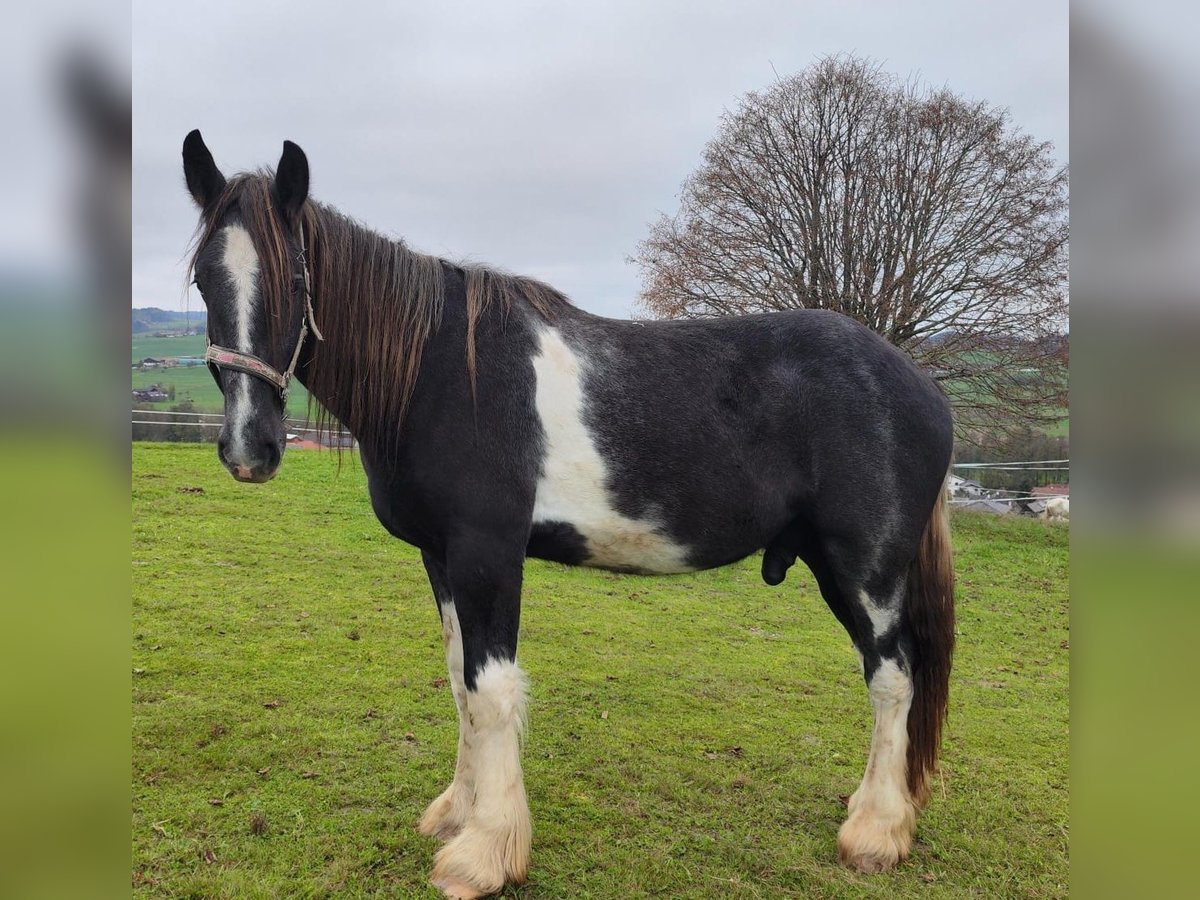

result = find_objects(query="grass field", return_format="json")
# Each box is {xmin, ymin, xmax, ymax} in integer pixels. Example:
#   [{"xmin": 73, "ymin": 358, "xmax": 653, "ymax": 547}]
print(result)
[
  {"xmin": 132, "ymin": 443, "xmax": 1069, "ymax": 898},
  {"xmin": 132, "ymin": 334, "xmax": 313, "ymax": 418},
  {"xmin": 133, "ymin": 333, "xmax": 209, "ymax": 363}
]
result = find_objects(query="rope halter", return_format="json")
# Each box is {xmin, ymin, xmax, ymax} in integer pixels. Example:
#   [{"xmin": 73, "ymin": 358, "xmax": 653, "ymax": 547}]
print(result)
[{"xmin": 203, "ymin": 225, "xmax": 324, "ymax": 403}]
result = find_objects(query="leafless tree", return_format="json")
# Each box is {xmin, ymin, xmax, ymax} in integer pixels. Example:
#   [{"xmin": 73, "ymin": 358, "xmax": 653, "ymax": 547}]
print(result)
[{"xmin": 634, "ymin": 56, "xmax": 1068, "ymax": 435}]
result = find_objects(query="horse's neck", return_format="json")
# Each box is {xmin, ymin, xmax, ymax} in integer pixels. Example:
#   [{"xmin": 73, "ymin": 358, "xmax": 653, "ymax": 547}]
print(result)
[{"xmin": 293, "ymin": 249, "xmax": 456, "ymax": 447}]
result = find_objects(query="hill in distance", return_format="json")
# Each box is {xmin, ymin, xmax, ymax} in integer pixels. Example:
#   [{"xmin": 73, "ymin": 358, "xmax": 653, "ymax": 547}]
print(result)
[{"xmin": 133, "ymin": 307, "xmax": 207, "ymax": 334}]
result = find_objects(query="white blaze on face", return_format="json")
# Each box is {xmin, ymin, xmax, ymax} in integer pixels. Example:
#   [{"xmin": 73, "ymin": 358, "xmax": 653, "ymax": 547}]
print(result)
[
  {"xmin": 220, "ymin": 224, "xmax": 260, "ymax": 461},
  {"xmin": 530, "ymin": 327, "xmax": 692, "ymax": 573}
]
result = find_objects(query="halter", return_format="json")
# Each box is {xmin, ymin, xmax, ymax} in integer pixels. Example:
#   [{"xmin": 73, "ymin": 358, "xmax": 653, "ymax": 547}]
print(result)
[{"xmin": 204, "ymin": 226, "xmax": 324, "ymax": 403}]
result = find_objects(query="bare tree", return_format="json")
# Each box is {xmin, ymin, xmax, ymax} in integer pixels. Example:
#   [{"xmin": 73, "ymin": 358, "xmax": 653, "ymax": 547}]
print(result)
[{"xmin": 634, "ymin": 56, "xmax": 1068, "ymax": 434}]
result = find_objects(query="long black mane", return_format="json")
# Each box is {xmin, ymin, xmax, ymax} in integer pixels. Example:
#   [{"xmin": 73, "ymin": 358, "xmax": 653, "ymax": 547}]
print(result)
[{"xmin": 191, "ymin": 172, "xmax": 573, "ymax": 450}]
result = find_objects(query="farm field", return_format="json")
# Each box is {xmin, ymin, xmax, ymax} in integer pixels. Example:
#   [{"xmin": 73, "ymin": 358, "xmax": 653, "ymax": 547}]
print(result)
[
  {"xmin": 133, "ymin": 333, "xmax": 208, "ymax": 363},
  {"xmin": 133, "ymin": 334, "xmax": 312, "ymax": 418},
  {"xmin": 132, "ymin": 443, "xmax": 1069, "ymax": 898}
]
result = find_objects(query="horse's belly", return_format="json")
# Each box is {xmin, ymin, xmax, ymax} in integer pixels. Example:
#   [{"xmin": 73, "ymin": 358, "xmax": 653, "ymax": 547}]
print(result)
[
  {"xmin": 579, "ymin": 518, "xmax": 693, "ymax": 574},
  {"xmin": 531, "ymin": 482, "xmax": 696, "ymax": 574}
]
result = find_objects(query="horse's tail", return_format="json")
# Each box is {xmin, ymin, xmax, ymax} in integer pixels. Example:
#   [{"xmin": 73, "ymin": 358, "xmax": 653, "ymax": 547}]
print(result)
[{"xmin": 904, "ymin": 476, "xmax": 956, "ymax": 807}]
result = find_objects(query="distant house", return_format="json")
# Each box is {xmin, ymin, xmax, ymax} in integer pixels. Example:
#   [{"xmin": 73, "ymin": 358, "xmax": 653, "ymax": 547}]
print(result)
[
  {"xmin": 948, "ymin": 474, "xmax": 984, "ymax": 498},
  {"xmin": 283, "ymin": 430, "xmax": 356, "ymax": 450},
  {"xmin": 137, "ymin": 357, "xmax": 166, "ymax": 369},
  {"xmin": 1023, "ymin": 498, "xmax": 1050, "ymax": 517},
  {"xmin": 319, "ymin": 432, "xmax": 357, "ymax": 450},
  {"xmin": 133, "ymin": 387, "xmax": 169, "ymax": 403},
  {"xmin": 287, "ymin": 438, "xmax": 324, "ymax": 451}
]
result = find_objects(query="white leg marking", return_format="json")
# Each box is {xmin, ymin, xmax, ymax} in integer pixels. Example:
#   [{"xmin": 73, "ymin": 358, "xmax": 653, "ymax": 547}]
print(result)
[
  {"xmin": 418, "ymin": 603, "xmax": 476, "ymax": 841},
  {"xmin": 220, "ymin": 224, "xmax": 260, "ymax": 462},
  {"xmin": 530, "ymin": 327, "xmax": 692, "ymax": 573},
  {"xmin": 838, "ymin": 659, "xmax": 917, "ymax": 872},
  {"xmin": 430, "ymin": 658, "xmax": 531, "ymax": 897}
]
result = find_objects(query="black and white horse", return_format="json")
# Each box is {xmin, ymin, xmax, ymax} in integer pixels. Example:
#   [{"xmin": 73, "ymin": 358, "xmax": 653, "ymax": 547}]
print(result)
[{"xmin": 182, "ymin": 131, "xmax": 956, "ymax": 898}]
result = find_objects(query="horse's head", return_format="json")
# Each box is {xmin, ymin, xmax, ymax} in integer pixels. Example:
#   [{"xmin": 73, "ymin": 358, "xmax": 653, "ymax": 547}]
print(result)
[{"xmin": 182, "ymin": 130, "xmax": 312, "ymax": 483}]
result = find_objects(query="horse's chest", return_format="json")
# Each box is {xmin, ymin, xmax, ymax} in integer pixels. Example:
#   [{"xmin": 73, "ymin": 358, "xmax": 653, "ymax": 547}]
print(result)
[{"xmin": 529, "ymin": 328, "xmax": 693, "ymax": 575}]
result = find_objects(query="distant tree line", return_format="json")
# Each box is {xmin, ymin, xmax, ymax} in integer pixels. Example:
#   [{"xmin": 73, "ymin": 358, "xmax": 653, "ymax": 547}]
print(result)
[{"xmin": 954, "ymin": 425, "xmax": 1069, "ymax": 493}]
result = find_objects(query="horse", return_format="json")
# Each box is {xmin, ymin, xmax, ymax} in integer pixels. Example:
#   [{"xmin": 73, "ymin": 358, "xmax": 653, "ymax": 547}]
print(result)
[
  {"xmin": 181, "ymin": 130, "xmax": 956, "ymax": 898},
  {"xmin": 1045, "ymin": 497, "xmax": 1070, "ymax": 521}
]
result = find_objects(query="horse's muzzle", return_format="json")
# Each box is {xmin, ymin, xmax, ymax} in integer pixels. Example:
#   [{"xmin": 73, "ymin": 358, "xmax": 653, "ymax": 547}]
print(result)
[
  {"xmin": 218, "ymin": 435, "xmax": 281, "ymax": 484},
  {"xmin": 230, "ymin": 463, "xmax": 277, "ymax": 483}
]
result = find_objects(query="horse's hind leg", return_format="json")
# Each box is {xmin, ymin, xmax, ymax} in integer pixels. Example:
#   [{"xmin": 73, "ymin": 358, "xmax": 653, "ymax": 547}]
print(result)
[
  {"xmin": 813, "ymin": 488, "xmax": 955, "ymax": 874},
  {"xmin": 427, "ymin": 537, "xmax": 531, "ymax": 900},
  {"xmin": 837, "ymin": 587, "xmax": 919, "ymax": 874},
  {"xmin": 819, "ymin": 553, "xmax": 920, "ymax": 873},
  {"xmin": 418, "ymin": 551, "xmax": 475, "ymax": 842}
]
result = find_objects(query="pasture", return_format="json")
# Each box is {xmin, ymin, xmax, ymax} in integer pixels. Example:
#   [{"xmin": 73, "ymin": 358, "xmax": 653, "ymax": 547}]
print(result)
[
  {"xmin": 133, "ymin": 333, "xmax": 209, "ymax": 363},
  {"xmin": 132, "ymin": 443, "xmax": 1068, "ymax": 897},
  {"xmin": 133, "ymin": 334, "xmax": 313, "ymax": 418}
]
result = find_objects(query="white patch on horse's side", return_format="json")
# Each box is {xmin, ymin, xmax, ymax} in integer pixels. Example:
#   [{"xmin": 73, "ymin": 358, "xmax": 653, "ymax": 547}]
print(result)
[
  {"xmin": 530, "ymin": 327, "xmax": 692, "ymax": 574},
  {"xmin": 221, "ymin": 224, "xmax": 260, "ymax": 461},
  {"xmin": 861, "ymin": 589, "xmax": 899, "ymax": 639},
  {"xmin": 431, "ymin": 657, "xmax": 532, "ymax": 892},
  {"xmin": 418, "ymin": 602, "xmax": 476, "ymax": 840}
]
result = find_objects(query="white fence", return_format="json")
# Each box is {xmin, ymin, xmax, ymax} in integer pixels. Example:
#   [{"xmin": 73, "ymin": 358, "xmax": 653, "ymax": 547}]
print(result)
[
  {"xmin": 950, "ymin": 459, "xmax": 1068, "ymax": 505},
  {"xmin": 130, "ymin": 408, "xmax": 355, "ymax": 441}
]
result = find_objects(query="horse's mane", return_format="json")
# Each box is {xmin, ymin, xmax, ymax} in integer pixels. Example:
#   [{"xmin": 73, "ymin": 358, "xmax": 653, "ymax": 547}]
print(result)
[{"xmin": 189, "ymin": 171, "xmax": 572, "ymax": 451}]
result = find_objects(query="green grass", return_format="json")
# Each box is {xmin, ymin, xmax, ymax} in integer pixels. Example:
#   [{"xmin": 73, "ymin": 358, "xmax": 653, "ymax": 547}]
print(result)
[
  {"xmin": 132, "ymin": 444, "xmax": 1069, "ymax": 898},
  {"xmin": 133, "ymin": 333, "xmax": 209, "ymax": 363},
  {"xmin": 1044, "ymin": 417, "xmax": 1070, "ymax": 438},
  {"xmin": 132, "ymin": 334, "xmax": 313, "ymax": 417}
]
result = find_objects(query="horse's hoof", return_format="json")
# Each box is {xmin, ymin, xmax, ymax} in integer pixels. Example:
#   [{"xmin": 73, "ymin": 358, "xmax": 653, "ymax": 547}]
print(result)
[
  {"xmin": 431, "ymin": 874, "xmax": 489, "ymax": 900},
  {"xmin": 836, "ymin": 803, "xmax": 914, "ymax": 873},
  {"xmin": 429, "ymin": 819, "xmax": 528, "ymax": 899},
  {"xmin": 838, "ymin": 841, "xmax": 901, "ymax": 874}
]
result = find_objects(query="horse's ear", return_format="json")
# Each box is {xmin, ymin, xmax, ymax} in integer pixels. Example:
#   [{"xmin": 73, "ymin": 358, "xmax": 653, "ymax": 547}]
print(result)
[
  {"xmin": 275, "ymin": 140, "xmax": 309, "ymax": 220},
  {"xmin": 182, "ymin": 129, "xmax": 225, "ymax": 209}
]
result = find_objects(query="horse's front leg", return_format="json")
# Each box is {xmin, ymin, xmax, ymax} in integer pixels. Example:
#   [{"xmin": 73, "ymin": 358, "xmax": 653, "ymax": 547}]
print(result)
[
  {"xmin": 425, "ymin": 537, "xmax": 530, "ymax": 900},
  {"xmin": 418, "ymin": 551, "xmax": 475, "ymax": 842}
]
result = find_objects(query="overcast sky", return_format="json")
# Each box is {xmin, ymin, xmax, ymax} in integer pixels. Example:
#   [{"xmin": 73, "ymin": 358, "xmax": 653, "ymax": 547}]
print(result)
[{"xmin": 132, "ymin": 0, "xmax": 1067, "ymax": 319}]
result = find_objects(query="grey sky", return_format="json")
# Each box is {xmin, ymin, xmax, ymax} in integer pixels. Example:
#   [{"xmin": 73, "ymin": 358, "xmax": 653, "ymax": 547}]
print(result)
[{"xmin": 133, "ymin": 0, "xmax": 1067, "ymax": 318}]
